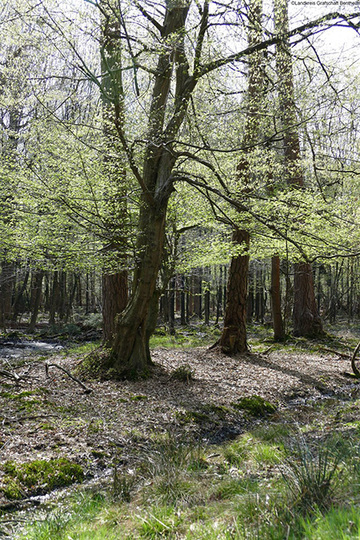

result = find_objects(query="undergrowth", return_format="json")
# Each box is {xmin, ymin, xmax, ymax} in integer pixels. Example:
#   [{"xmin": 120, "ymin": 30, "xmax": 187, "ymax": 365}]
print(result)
[
  {"xmin": 12, "ymin": 413, "xmax": 360, "ymax": 540},
  {"xmin": 4, "ymin": 323, "xmax": 360, "ymax": 538}
]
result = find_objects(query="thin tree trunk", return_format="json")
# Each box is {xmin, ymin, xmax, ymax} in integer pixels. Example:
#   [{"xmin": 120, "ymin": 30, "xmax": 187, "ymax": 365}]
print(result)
[
  {"xmin": 29, "ymin": 270, "xmax": 44, "ymax": 333},
  {"xmin": 270, "ymin": 255, "xmax": 285, "ymax": 341}
]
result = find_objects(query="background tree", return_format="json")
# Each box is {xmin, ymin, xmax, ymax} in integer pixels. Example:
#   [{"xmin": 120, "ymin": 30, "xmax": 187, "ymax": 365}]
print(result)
[{"xmin": 274, "ymin": 0, "xmax": 324, "ymax": 337}]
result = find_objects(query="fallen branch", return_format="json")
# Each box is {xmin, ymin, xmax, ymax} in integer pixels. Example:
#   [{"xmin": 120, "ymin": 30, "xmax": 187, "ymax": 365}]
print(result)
[
  {"xmin": 318, "ymin": 347, "xmax": 350, "ymax": 359},
  {"xmin": 0, "ymin": 369, "xmax": 22, "ymax": 382},
  {"xmin": 45, "ymin": 363, "xmax": 92, "ymax": 394}
]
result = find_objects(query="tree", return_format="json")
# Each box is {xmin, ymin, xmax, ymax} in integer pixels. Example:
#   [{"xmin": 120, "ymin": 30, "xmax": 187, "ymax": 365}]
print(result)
[
  {"xmin": 100, "ymin": 1, "xmax": 128, "ymax": 345},
  {"xmin": 274, "ymin": 0, "xmax": 324, "ymax": 337},
  {"xmin": 3, "ymin": 0, "xmax": 360, "ymax": 375},
  {"xmin": 219, "ymin": 0, "xmax": 265, "ymax": 355}
]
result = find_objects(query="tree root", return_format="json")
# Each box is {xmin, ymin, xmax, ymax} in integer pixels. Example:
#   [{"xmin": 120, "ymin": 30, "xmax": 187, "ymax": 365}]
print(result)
[{"xmin": 351, "ymin": 341, "xmax": 360, "ymax": 378}]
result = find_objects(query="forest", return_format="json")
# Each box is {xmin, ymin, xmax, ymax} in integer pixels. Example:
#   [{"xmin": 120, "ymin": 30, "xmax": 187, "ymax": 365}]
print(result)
[{"xmin": 1, "ymin": 0, "xmax": 360, "ymax": 538}]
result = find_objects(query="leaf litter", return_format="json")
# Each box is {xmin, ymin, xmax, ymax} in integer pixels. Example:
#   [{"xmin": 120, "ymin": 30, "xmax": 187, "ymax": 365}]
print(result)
[{"xmin": 0, "ymin": 343, "xmax": 356, "ymax": 508}]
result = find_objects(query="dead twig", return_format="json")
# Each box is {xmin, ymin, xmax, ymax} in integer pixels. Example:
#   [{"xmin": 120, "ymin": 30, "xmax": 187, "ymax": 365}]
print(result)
[
  {"xmin": 45, "ymin": 363, "xmax": 92, "ymax": 394},
  {"xmin": 0, "ymin": 369, "xmax": 22, "ymax": 382}
]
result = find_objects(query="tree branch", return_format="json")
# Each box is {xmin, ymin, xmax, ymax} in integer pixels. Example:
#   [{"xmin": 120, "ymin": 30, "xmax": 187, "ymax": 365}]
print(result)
[{"xmin": 199, "ymin": 12, "xmax": 360, "ymax": 77}]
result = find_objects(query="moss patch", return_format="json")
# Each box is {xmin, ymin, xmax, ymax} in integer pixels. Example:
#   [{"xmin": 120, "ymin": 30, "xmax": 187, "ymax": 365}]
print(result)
[
  {"xmin": 1, "ymin": 458, "xmax": 84, "ymax": 500},
  {"xmin": 232, "ymin": 395, "xmax": 277, "ymax": 416}
]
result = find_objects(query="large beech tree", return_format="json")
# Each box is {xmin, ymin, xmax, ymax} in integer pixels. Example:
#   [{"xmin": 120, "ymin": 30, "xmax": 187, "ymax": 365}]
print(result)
[{"xmin": 95, "ymin": 1, "xmax": 358, "ymax": 376}]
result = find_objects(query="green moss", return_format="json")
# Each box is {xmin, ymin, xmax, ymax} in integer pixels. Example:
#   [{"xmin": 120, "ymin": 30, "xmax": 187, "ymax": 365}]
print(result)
[
  {"xmin": 202, "ymin": 403, "xmax": 230, "ymax": 418},
  {"xmin": 1, "ymin": 458, "xmax": 84, "ymax": 500},
  {"xmin": 232, "ymin": 395, "xmax": 277, "ymax": 416},
  {"xmin": 0, "ymin": 390, "xmax": 39, "ymax": 400},
  {"xmin": 176, "ymin": 410, "xmax": 210, "ymax": 425},
  {"xmin": 2, "ymin": 478, "xmax": 24, "ymax": 500}
]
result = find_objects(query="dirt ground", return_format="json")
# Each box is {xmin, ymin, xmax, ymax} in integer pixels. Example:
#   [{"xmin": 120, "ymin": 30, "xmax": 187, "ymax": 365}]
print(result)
[{"xmin": 0, "ymin": 342, "xmax": 357, "ymax": 508}]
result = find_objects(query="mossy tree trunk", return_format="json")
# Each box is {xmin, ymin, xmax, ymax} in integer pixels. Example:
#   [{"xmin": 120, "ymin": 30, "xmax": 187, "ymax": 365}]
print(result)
[
  {"xmin": 275, "ymin": 0, "xmax": 324, "ymax": 338},
  {"xmin": 100, "ymin": 3, "xmax": 128, "ymax": 346},
  {"xmin": 219, "ymin": 0, "xmax": 263, "ymax": 355}
]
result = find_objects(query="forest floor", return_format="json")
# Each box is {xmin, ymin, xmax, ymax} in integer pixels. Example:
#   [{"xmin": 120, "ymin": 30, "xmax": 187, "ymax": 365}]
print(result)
[
  {"xmin": 1, "ymin": 323, "xmax": 360, "ymax": 537},
  {"xmin": 0, "ymin": 325, "xmax": 359, "ymax": 501}
]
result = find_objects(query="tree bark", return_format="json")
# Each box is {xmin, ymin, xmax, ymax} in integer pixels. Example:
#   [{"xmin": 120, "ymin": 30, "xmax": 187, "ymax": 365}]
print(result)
[
  {"xmin": 100, "ymin": 2, "xmax": 128, "ymax": 346},
  {"xmin": 108, "ymin": 205, "xmax": 168, "ymax": 377},
  {"xmin": 293, "ymin": 262, "xmax": 323, "ymax": 337},
  {"xmin": 0, "ymin": 263, "xmax": 15, "ymax": 328},
  {"xmin": 270, "ymin": 255, "xmax": 285, "ymax": 341},
  {"xmin": 29, "ymin": 270, "xmax": 44, "ymax": 333},
  {"xmin": 275, "ymin": 0, "xmax": 324, "ymax": 337},
  {"xmin": 219, "ymin": 229, "xmax": 250, "ymax": 354},
  {"xmin": 219, "ymin": 0, "xmax": 263, "ymax": 354}
]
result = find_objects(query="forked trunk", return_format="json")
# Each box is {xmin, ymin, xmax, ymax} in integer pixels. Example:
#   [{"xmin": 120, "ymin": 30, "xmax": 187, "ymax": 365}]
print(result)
[
  {"xmin": 219, "ymin": 229, "xmax": 249, "ymax": 355},
  {"xmin": 293, "ymin": 262, "xmax": 323, "ymax": 337},
  {"xmin": 107, "ymin": 205, "xmax": 167, "ymax": 377}
]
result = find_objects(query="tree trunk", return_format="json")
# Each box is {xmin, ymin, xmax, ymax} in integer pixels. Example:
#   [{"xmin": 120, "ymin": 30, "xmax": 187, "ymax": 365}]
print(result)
[
  {"xmin": 275, "ymin": 0, "xmax": 324, "ymax": 337},
  {"xmin": 100, "ymin": 3, "xmax": 129, "ymax": 347},
  {"xmin": 180, "ymin": 275, "xmax": 186, "ymax": 325},
  {"xmin": 12, "ymin": 268, "xmax": 30, "ymax": 323},
  {"xmin": 168, "ymin": 277, "xmax": 175, "ymax": 335},
  {"xmin": 29, "ymin": 270, "xmax": 44, "ymax": 333},
  {"xmin": 293, "ymin": 262, "xmax": 323, "ymax": 337},
  {"xmin": 270, "ymin": 255, "xmax": 285, "ymax": 341},
  {"xmin": 219, "ymin": 0, "xmax": 263, "ymax": 354},
  {"xmin": 102, "ymin": 273, "xmax": 128, "ymax": 345},
  {"xmin": 107, "ymin": 205, "xmax": 167, "ymax": 377},
  {"xmin": 219, "ymin": 229, "xmax": 249, "ymax": 354},
  {"xmin": 0, "ymin": 262, "xmax": 15, "ymax": 327},
  {"xmin": 49, "ymin": 271, "xmax": 59, "ymax": 326}
]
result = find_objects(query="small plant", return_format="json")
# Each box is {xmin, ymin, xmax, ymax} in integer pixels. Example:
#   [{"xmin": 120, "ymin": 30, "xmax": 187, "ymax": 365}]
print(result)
[
  {"xmin": 138, "ymin": 506, "xmax": 182, "ymax": 538},
  {"xmin": 170, "ymin": 364, "xmax": 194, "ymax": 382},
  {"xmin": 281, "ymin": 436, "xmax": 344, "ymax": 513},
  {"xmin": 112, "ymin": 466, "xmax": 136, "ymax": 503}
]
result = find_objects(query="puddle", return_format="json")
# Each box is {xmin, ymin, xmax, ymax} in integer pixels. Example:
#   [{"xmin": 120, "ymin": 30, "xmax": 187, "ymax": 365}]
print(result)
[{"xmin": 0, "ymin": 340, "xmax": 63, "ymax": 359}]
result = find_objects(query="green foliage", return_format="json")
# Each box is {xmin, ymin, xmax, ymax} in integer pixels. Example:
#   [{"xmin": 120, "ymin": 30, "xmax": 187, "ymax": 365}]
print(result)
[
  {"xmin": 281, "ymin": 436, "xmax": 345, "ymax": 513},
  {"xmin": 150, "ymin": 326, "xmax": 221, "ymax": 349},
  {"xmin": 1, "ymin": 458, "xmax": 84, "ymax": 500},
  {"xmin": 232, "ymin": 395, "xmax": 277, "ymax": 416},
  {"xmin": 300, "ymin": 506, "xmax": 360, "ymax": 539},
  {"xmin": 137, "ymin": 506, "xmax": 182, "ymax": 538}
]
